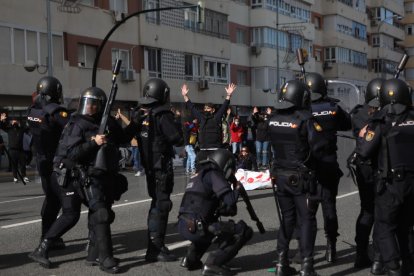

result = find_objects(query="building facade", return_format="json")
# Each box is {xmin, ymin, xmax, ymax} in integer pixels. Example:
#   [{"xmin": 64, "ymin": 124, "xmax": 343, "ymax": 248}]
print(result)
[{"xmin": 0, "ymin": 0, "xmax": 406, "ymax": 118}]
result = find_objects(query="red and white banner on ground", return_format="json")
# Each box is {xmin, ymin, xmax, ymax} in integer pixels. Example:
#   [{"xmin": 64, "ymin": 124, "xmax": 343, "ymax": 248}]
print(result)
[{"xmin": 235, "ymin": 169, "xmax": 272, "ymax": 191}]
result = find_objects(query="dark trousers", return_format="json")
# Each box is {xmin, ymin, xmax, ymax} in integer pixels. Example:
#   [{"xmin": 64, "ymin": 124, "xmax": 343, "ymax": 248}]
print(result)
[
  {"xmin": 275, "ymin": 175, "xmax": 317, "ymax": 259},
  {"xmin": 374, "ymin": 174, "xmax": 414, "ymax": 267},
  {"xmin": 355, "ymin": 163, "xmax": 376, "ymax": 251},
  {"xmin": 315, "ymin": 161, "xmax": 342, "ymax": 241},
  {"xmin": 39, "ymin": 171, "xmax": 61, "ymax": 237},
  {"xmin": 9, "ymin": 149, "xmax": 26, "ymax": 178},
  {"xmin": 44, "ymin": 175, "xmax": 82, "ymax": 240},
  {"xmin": 145, "ymin": 161, "xmax": 174, "ymax": 251}
]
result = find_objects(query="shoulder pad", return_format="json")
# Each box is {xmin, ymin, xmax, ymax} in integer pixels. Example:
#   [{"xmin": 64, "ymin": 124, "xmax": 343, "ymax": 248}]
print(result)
[
  {"xmin": 370, "ymin": 108, "xmax": 387, "ymax": 122},
  {"xmin": 294, "ymin": 110, "xmax": 312, "ymax": 120},
  {"xmin": 152, "ymin": 105, "xmax": 173, "ymax": 116},
  {"xmin": 350, "ymin": 104, "xmax": 363, "ymax": 114},
  {"xmin": 43, "ymin": 103, "xmax": 65, "ymax": 116}
]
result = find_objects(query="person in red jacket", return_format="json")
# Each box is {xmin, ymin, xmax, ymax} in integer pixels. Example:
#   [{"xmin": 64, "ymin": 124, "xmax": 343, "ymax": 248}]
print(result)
[{"xmin": 230, "ymin": 116, "xmax": 244, "ymax": 155}]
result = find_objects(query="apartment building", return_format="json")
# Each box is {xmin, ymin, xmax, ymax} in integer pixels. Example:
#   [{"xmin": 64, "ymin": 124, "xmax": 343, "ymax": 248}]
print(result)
[
  {"xmin": 403, "ymin": 0, "xmax": 414, "ymax": 87},
  {"xmin": 0, "ymin": 0, "xmax": 406, "ymax": 119}
]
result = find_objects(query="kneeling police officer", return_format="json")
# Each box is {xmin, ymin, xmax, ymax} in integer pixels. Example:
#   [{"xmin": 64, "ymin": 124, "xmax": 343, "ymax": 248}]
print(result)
[
  {"xmin": 269, "ymin": 80, "xmax": 327, "ymax": 276},
  {"xmin": 354, "ymin": 78, "xmax": 414, "ymax": 276},
  {"xmin": 178, "ymin": 149, "xmax": 253, "ymax": 276}
]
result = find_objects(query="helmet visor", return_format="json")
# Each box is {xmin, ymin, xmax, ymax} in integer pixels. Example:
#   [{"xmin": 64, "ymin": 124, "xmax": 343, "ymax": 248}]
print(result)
[{"xmin": 78, "ymin": 97, "xmax": 103, "ymax": 116}]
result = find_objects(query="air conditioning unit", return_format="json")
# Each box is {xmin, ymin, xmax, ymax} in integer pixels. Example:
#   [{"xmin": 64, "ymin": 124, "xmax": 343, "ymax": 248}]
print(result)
[
  {"xmin": 113, "ymin": 10, "xmax": 125, "ymax": 23},
  {"xmin": 323, "ymin": 61, "xmax": 333, "ymax": 71},
  {"xmin": 251, "ymin": 45, "xmax": 261, "ymax": 55},
  {"xmin": 198, "ymin": 79, "xmax": 209, "ymax": 90},
  {"xmin": 121, "ymin": 69, "xmax": 136, "ymax": 82}
]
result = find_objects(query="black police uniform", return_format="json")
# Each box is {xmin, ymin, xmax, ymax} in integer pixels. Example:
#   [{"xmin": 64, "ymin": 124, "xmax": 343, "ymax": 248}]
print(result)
[
  {"xmin": 27, "ymin": 100, "xmax": 69, "ymax": 238},
  {"xmin": 310, "ymin": 97, "xmax": 351, "ymax": 260},
  {"xmin": 64, "ymin": 114, "xmax": 131, "ymax": 269},
  {"xmin": 137, "ymin": 104, "xmax": 183, "ymax": 261},
  {"xmin": 355, "ymin": 79, "xmax": 414, "ymax": 275},
  {"xmin": 178, "ymin": 164, "xmax": 253, "ymax": 274},
  {"xmin": 186, "ymin": 99, "xmax": 229, "ymax": 162}
]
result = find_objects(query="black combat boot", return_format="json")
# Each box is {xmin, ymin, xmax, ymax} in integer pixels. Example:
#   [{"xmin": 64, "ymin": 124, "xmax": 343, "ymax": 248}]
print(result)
[
  {"xmin": 145, "ymin": 232, "xmax": 177, "ymax": 262},
  {"xmin": 401, "ymin": 258, "xmax": 414, "ymax": 276},
  {"xmin": 28, "ymin": 239, "xmax": 52, "ymax": 268},
  {"xmin": 300, "ymin": 257, "xmax": 318, "ymax": 276},
  {"xmin": 202, "ymin": 264, "xmax": 234, "ymax": 276},
  {"xmin": 325, "ymin": 239, "xmax": 336, "ymax": 263},
  {"xmin": 180, "ymin": 256, "xmax": 203, "ymax": 270},
  {"xmin": 100, "ymin": 257, "xmax": 120, "ymax": 274},
  {"xmin": 371, "ymin": 250, "xmax": 386, "ymax": 275},
  {"xmin": 49, "ymin": 237, "xmax": 66, "ymax": 250},
  {"xmin": 275, "ymin": 251, "xmax": 296, "ymax": 276},
  {"xmin": 354, "ymin": 247, "xmax": 372, "ymax": 268}
]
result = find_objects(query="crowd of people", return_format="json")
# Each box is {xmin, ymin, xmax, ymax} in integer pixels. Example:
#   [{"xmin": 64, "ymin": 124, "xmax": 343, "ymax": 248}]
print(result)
[{"xmin": 1, "ymin": 71, "xmax": 413, "ymax": 276}]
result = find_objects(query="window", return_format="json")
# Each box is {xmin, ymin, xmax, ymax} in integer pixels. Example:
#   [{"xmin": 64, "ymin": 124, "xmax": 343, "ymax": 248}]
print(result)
[
  {"xmin": 144, "ymin": 0, "xmax": 160, "ymax": 24},
  {"xmin": 184, "ymin": 5, "xmax": 198, "ymax": 30},
  {"xmin": 145, "ymin": 47, "xmax": 161, "ymax": 78},
  {"xmin": 111, "ymin": 49, "xmax": 130, "ymax": 70},
  {"xmin": 325, "ymin": 47, "xmax": 336, "ymax": 62},
  {"xmin": 372, "ymin": 35, "xmax": 380, "ymax": 47},
  {"xmin": 184, "ymin": 54, "xmax": 201, "ymax": 81},
  {"xmin": 289, "ymin": 33, "xmax": 302, "ymax": 53},
  {"xmin": 77, "ymin": 43, "xmax": 97, "ymax": 68},
  {"xmin": 236, "ymin": 29, "xmax": 247, "ymax": 44},
  {"xmin": 109, "ymin": 0, "xmax": 127, "ymax": 13},
  {"xmin": 0, "ymin": 25, "xmax": 63, "ymax": 67},
  {"xmin": 203, "ymin": 9, "xmax": 228, "ymax": 38},
  {"xmin": 407, "ymin": 25, "xmax": 414, "ymax": 35},
  {"xmin": 314, "ymin": 49, "xmax": 322, "ymax": 62},
  {"xmin": 204, "ymin": 59, "xmax": 229, "ymax": 83},
  {"xmin": 237, "ymin": 70, "xmax": 247, "ymax": 85}
]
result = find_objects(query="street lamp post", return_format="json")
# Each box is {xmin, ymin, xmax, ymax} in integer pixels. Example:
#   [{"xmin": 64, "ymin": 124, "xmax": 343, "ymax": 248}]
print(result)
[
  {"xmin": 46, "ymin": 0, "xmax": 53, "ymax": 76},
  {"xmin": 91, "ymin": 3, "xmax": 203, "ymax": 86},
  {"xmin": 376, "ymin": 14, "xmax": 403, "ymax": 77}
]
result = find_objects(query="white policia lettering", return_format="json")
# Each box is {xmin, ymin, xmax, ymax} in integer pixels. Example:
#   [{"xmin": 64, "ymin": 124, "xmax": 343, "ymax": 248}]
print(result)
[
  {"xmin": 395, "ymin": 120, "xmax": 414, "ymax": 127},
  {"xmin": 312, "ymin": 110, "xmax": 335, "ymax": 117},
  {"xmin": 269, "ymin": 121, "xmax": 296, "ymax": 128},
  {"xmin": 27, "ymin": 117, "xmax": 42, "ymax": 122}
]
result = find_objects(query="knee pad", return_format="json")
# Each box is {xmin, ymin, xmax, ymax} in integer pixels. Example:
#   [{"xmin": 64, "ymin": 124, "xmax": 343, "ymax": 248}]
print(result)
[{"xmin": 91, "ymin": 208, "xmax": 110, "ymax": 225}]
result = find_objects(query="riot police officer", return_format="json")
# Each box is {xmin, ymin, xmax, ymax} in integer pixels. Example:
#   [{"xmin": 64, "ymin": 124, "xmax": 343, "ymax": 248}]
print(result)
[
  {"xmin": 349, "ymin": 78, "xmax": 385, "ymax": 272},
  {"xmin": 29, "ymin": 87, "xmax": 132, "ymax": 273},
  {"xmin": 178, "ymin": 149, "xmax": 253, "ymax": 276},
  {"xmin": 137, "ymin": 78, "xmax": 183, "ymax": 262},
  {"xmin": 269, "ymin": 80, "xmax": 326, "ymax": 276},
  {"xmin": 354, "ymin": 78, "xmax": 414, "ymax": 276},
  {"xmin": 306, "ymin": 73, "xmax": 352, "ymax": 263},
  {"xmin": 181, "ymin": 83, "xmax": 236, "ymax": 162},
  {"xmin": 27, "ymin": 76, "xmax": 69, "ymax": 248}
]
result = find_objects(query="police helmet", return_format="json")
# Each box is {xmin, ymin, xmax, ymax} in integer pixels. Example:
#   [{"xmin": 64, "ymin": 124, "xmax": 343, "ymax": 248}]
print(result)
[
  {"xmin": 275, "ymin": 80, "xmax": 310, "ymax": 110},
  {"xmin": 78, "ymin": 87, "xmax": 107, "ymax": 117},
  {"xmin": 305, "ymin": 73, "xmax": 327, "ymax": 101},
  {"xmin": 379, "ymin": 79, "xmax": 412, "ymax": 107},
  {"xmin": 365, "ymin": 78, "xmax": 385, "ymax": 108},
  {"xmin": 138, "ymin": 78, "xmax": 170, "ymax": 106},
  {"xmin": 206, "ymin": 149, "xmax": 236, "ymax": 180},
  {"xmin": 36, "ymin": 76, "xmax": 63, "ymax": 104}
]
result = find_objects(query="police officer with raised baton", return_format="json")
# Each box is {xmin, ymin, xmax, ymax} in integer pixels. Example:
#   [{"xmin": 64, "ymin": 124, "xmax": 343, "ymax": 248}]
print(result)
[
  {"xmin": 269, "ymin": 80, "xmax": 327, "ymax": 276},
  {"xmin": 306, "ymin": 73, "xmax": 352, "ymax": 263},
  {"xmin": 353, "ymin": 78, "xmax": 414, "ymax": 276}
]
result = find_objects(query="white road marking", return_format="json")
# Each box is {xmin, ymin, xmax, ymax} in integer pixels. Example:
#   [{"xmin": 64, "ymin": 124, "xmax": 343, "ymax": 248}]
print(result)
[
  {"xmin": 1, "ymin": 193, "xmax": 184, "ymax": 229},
  {"xmin": 0, "ymin": 196, "xmax": 45, "ymax": 204},
  {"xmin": 336, "ymin": 190, "xmax": 359, "ymax": 199}
]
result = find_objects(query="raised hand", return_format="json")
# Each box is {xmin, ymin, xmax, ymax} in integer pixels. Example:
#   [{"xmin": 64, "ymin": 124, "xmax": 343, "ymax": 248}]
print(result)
[
  {"xmin": 181, "ymin": 83, "xmax": 189, "ymax": 97},
  {"xmin": 225, "ymin": 83, "xmax": 237, "ymax": 97}
]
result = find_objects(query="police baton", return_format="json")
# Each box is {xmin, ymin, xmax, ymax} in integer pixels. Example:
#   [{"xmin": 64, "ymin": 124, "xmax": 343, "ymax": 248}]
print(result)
[
  {"xmin": 271, "ymin": 177, "xmax": 286, "ymax": 237},
  {"xmin": 3, "ymin": 147, "xmax": 26, "ymax": 185},
  {"xmin": 296, "ymin": 48, "xmax": 307, "ymax": 83},
  {"xmin": 394, "ymin": 54, "xmax": 409, "ymax": 79}
]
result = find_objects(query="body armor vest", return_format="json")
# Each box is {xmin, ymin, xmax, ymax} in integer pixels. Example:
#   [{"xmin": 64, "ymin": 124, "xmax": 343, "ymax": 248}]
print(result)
[
  {"xmin": 385, "ymin": 110, "xmax": 414, "ymax": 170},
  {"xmin": 268, "ymin": 110, "xmax": 310, "ymax": 169},
  {"xmin": 311, "ymin": 100, "xmax": 340, "ymax": 159},
  {"xmin": 198, "ymin": 114, "xmax": 222, "ymax": 148},
  {"xmin": 179, "ymin": 168, "xmax": 231, "ymax": 222},
  {"xmin": 27, "ymin": 103, "xmax": 66, "ymax": 158}
]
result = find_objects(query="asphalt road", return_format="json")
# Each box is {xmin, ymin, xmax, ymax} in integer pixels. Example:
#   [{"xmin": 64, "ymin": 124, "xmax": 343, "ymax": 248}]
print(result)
[{"xmin": 0, "ymin": 165, "xmax": 374, "ymax": 276}]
